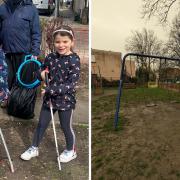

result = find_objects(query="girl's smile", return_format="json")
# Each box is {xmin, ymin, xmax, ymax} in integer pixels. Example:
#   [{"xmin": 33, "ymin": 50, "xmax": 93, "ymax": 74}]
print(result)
[{"xmin": 54, "ymin": 35, "xmax": 74, "ymax": 55}]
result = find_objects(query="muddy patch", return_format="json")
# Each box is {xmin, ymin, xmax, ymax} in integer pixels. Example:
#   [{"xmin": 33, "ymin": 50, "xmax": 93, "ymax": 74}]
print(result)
[{"xmin": 92, "ymin": 102, "xmax": 180, "ymax": 180}]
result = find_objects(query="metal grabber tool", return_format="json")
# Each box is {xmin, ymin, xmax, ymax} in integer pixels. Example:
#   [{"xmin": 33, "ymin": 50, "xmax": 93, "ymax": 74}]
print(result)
[
  {"xmin": 45, "ymin": 72, "xmax": 61, "ymax": 170},
  {"xmin": 0, "ymin": 128, "xmax": 14, "ymax": 173}
]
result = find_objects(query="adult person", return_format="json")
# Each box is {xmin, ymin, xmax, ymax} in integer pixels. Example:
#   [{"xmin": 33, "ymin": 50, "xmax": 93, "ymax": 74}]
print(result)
[{"xmin": 0, "ymin": 0, "xmax": 41, "ymax": 91}]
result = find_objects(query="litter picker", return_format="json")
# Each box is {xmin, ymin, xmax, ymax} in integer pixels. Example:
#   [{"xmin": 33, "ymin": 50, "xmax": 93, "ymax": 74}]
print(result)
[
  {"xmin": 45, "ymin": 72, "xmax": 61, "ymax": 170},
  {"xmin": 0, "ymin": 128, "xmax": 14, "ymax": 173}
]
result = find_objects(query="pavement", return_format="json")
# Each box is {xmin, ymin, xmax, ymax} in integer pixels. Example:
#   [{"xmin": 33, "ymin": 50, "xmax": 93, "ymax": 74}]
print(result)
[
  {"xmin": 0, "ymin": 87, "xmax": 88, "ymax": 179},
  {"xmin": 0, "ymin": 108, "xmax": 88, "ymax": 180}
]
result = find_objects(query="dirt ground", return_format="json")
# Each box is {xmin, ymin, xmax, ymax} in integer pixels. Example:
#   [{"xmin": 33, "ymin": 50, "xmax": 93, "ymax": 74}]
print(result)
[
  {"xmin": 0, "ymin": 88, "xmax": 89, "ymax": 180},
  {"xmin": 92, "ymin": 90, "xmax": 180, "ymax": 180}
]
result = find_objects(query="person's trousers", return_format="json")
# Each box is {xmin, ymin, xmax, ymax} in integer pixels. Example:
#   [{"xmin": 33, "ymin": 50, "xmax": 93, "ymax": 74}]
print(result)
[
  {"xmin": 5, "ymin": 53, "xmax": 25, "ymax": 90},
  {"xmin": 32, "ymin": 105, "xmax": 75, "ymax": 151}
]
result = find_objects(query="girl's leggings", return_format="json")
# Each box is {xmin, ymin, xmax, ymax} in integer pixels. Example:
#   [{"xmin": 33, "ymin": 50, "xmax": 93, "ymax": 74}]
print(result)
[{"xmin": 32, "ymin": 105, "xmax": 75, "ymax": 150}]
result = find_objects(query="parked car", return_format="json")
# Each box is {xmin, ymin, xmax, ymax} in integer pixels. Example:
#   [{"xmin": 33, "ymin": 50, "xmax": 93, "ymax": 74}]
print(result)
[{"xmin": 33, "ymin": 0, "xmax": 55, "ymax": 14}]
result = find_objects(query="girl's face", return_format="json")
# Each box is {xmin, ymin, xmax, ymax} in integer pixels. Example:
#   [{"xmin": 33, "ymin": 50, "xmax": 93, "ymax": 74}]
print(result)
[{"xmin": 54, "ymin": 34, "xmax": 74, "ymax": 55}]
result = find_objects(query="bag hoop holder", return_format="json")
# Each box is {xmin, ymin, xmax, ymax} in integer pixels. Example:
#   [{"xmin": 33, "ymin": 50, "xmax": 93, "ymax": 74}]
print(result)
[{"xmin": 17, "ymin": 55, "xmax": 42, "ymax": 88}]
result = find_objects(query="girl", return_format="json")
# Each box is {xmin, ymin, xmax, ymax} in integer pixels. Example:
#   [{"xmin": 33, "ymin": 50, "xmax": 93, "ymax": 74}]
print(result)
[{"xmin": 20, "ymin": 25, "xmax": 80, "ymax": 163}]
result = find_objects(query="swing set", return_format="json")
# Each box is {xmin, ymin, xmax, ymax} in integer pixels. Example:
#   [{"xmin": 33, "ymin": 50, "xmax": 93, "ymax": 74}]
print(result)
[{"xmin": 114, "ymin": 53, "xmax": 180, "ymax": 129}]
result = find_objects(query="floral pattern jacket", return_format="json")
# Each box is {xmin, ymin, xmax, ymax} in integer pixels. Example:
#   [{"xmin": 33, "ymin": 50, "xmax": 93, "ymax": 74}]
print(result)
[{"xmin": 0, "ymin": 49, "xmax": 9, "ymax": 102}]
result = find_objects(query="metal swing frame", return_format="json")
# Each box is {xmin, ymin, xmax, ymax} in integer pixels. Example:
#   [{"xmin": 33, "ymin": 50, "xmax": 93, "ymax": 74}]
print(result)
[{"xmin": 114, "ymin": 53, "xmax": 180, "ymax": 129}]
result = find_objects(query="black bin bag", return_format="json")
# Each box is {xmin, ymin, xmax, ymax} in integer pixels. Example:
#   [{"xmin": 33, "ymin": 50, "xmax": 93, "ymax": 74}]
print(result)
[{"xmin": 7, "ymin": 86, "xmax": 37, "ymax": 119}]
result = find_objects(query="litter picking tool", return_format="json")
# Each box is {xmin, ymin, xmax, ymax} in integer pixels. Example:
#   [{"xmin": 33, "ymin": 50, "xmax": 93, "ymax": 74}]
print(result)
[
  {"xmin": 0, "ymin": 128, "xmax": 14, "ymax": 173},
  {"xmin": 45, "ymin": 72, "xmax": 61, "ymax": 171}
]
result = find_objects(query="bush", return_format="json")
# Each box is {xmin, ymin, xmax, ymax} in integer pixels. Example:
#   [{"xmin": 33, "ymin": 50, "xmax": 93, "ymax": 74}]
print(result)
[{"xmin": 102, "ymin": 78, "xmax": 119, "ymax": 87}]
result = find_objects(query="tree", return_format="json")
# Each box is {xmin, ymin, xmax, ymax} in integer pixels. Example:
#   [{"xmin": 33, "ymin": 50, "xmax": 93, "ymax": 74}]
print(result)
[
  {"xmin": 136, "ymin": 67, "xmax": 156, "ymax": 84},
  {"xmin": 125, "ymin": 28, "xmax": 164, "ymax": 81},
  {"xmin": 43, "ymin": 17, "xmax": 63, "ymax": 52},
  {"xmin": 126, "ymin": 28, "xmax": 163, "ymax": 67},
  {"xmin": 166, "ymin": 13, "xmax": 180, "ymax": 58},
  {"xmin": 142, "ymin": 0, "xmax": 179, "ymax": 23}
]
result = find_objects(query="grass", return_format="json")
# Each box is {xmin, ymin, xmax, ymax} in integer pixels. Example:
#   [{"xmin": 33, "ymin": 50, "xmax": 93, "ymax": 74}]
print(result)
[
  {"xmin": 121, "ymin": 87, "xmax": 180, "ymax": 104},
  {"xmin": 92, "ymin": 87, "xmax": 180, "ymax": 180},
  {"xmin": 93, "ymin": 87, "xmax": 180, "ymax": 133},
  {"xmin": 92, "ymin": 87, "xmax": 180, "ymax": 114},
  {"xmin": 92, "ymin": 87, "xmax": 180, "ymax": 132}
]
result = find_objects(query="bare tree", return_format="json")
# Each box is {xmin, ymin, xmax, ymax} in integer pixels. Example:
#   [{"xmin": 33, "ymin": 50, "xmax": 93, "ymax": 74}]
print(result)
[
  {"xmin": 126, "ymin": 28, "xmax": 163, "ymax": 69},
  {"xmin": 166, "ymin": 14, "xmax": 180, "ymax": 58},
  {"xmin": 45, "ymin": 17, "xmax": 63, "ymax": 52},
  {"xmin": 126, "ymin": 28, "xmax": 166, "ymax": 82},
  {"xmin": 142, "ymin": 0, "xmax": 179, "ymax": 23}
]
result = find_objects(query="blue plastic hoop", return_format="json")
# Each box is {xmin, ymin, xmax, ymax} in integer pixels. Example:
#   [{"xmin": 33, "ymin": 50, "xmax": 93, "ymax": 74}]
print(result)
[{"xmin": 17, "ymin": 55, "xmax": 42, "ymax": 89}]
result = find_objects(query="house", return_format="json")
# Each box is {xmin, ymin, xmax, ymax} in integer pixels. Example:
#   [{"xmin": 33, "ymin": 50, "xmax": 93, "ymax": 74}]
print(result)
[
  {"xmin": 92, "ymin": 49, "xmax": 122, "ymax": 81},
  {"xmin": 159, "ymin": 66, "xmax": 180, "ymax": 92},
  {"xmin": 159, "ymin": 66, "xmax": 180, "ymax": 82},
  {"xmin": 92, "ymin": 49, "xmax": 136, "ymax": 81}
]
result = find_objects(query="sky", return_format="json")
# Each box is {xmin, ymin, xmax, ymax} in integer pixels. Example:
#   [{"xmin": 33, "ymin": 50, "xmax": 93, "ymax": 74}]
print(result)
[{"xmin": 92, "ymin": 0, "xmax": 176, "ymax": 56}]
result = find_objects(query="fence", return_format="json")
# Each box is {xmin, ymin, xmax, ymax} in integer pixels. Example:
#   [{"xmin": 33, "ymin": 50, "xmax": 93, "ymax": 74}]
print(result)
[{"xmin": 159, "ymin": 82, "xmax": 180, "ymax": 92}]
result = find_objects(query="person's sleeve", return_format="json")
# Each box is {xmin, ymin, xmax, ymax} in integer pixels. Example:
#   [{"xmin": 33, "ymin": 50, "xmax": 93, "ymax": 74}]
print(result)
[
  {"xmin": 46, "ymin": 56, "xmax": 81, "ymax": 96},
  {"xmin": 0, "ymin": 15, "xmax": 2, "ymax": 46},
  {"xmin": 31, "ymin": 7, "xmax": 41, "ymax": 56},
  {"xmin": 0, "ymin": 22, "xmax": 2, "ymax": 46}
]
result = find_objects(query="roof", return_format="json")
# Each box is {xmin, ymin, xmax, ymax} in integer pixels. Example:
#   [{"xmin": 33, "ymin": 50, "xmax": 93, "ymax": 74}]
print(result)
[{"xmin": 92, "ymin": 49, "xmax": 122, "ymax": 56}]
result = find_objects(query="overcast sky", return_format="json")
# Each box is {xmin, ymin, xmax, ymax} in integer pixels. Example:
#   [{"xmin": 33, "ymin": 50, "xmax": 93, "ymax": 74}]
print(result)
[{"xmin": 92, "ymin": 0, "xmax": 176, "ymax": 56}]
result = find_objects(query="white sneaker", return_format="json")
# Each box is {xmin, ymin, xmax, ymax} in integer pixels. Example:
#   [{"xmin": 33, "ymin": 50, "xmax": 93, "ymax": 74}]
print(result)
[
  {"xmin": 20, "ymin": 146, "xmax": 39, "ymax": 161},
  {"xmin": 59, "ymin": 149, "xmax": 77, "ymax": 163}
]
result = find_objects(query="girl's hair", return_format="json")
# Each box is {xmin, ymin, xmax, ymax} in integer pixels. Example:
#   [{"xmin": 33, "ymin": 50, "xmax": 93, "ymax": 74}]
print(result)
[{"xmin": 53, "ymin": 25, "xmax": 75, "ymax": 41}]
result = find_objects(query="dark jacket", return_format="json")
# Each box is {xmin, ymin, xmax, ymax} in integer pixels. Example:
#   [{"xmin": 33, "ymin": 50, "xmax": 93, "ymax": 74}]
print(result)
[
  {"xmin": 0, "ymin": 0, "xmax": 41, "ymax": 56},
  {"xmin": 40, "ymin": 52, "xmax": 81, "ymax": 111}
]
